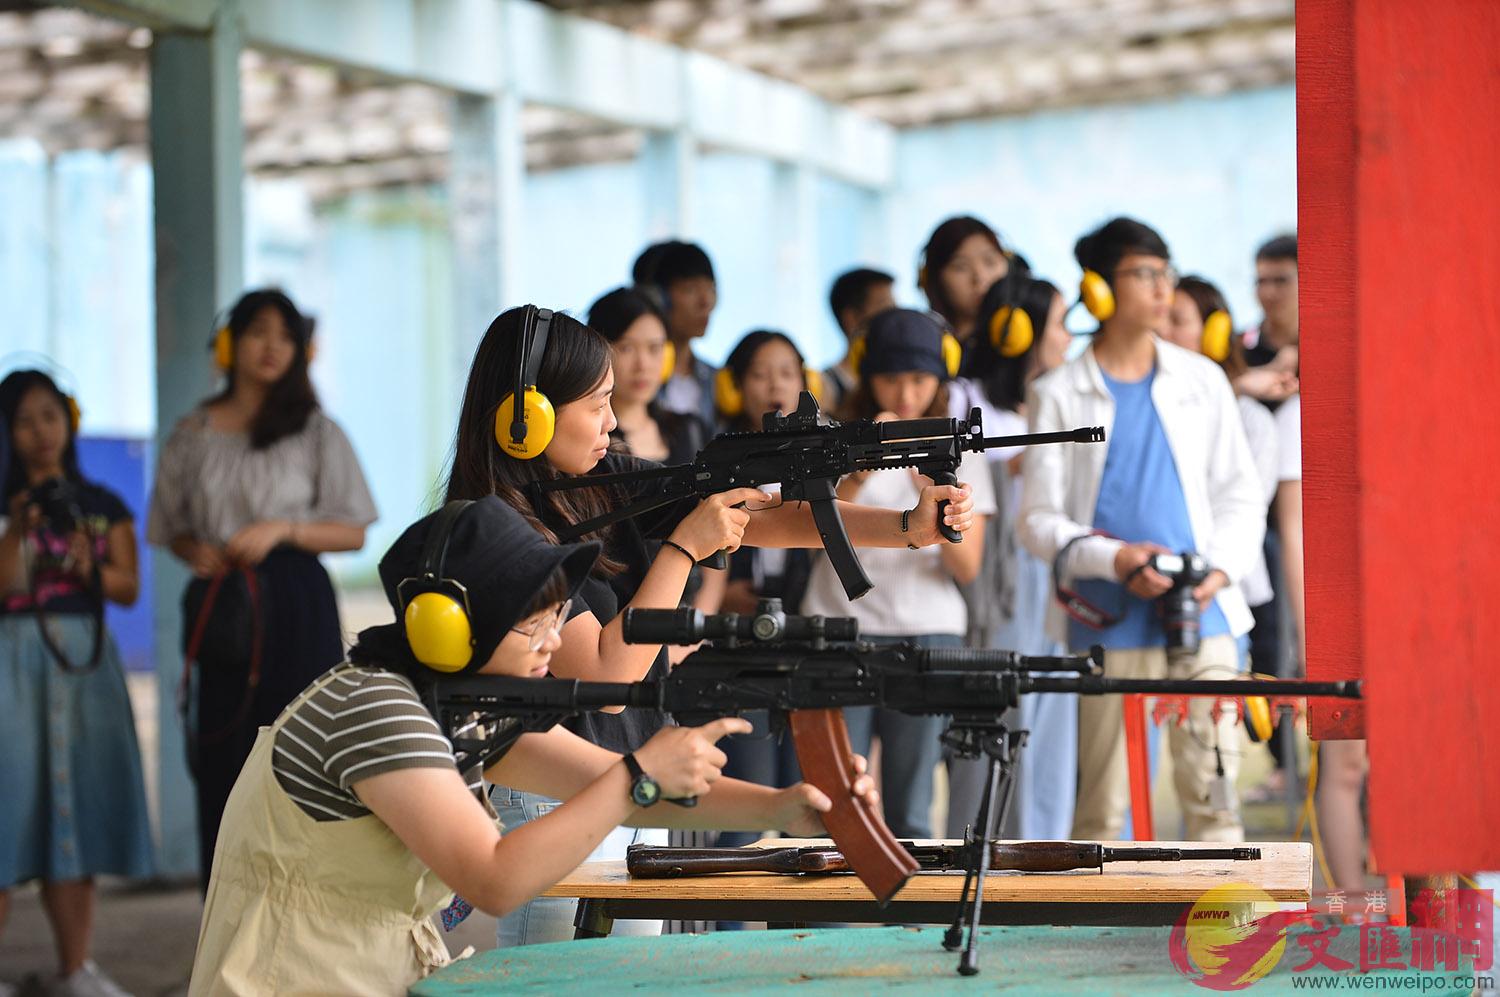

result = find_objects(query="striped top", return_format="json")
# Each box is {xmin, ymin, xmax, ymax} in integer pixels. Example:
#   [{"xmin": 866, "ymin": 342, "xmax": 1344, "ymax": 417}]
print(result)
[{"xmin": 272, "ymin": 663, "xmax": 484, "ymax": 821}]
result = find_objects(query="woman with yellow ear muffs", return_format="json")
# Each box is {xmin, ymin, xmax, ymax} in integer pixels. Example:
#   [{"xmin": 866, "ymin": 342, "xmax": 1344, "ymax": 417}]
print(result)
[
  {"xmin": 713, "ymin": 329, "xmax": 826, "ymax": 431},
  {"xmin": 147, "ymin": 287, "xmax": 377, "ymax": 887},
  {"xmin": 795, "ymin": 307, "xmax": 997, "ymax": 841},
  {"xmin": 945, "ymin": 272, "xmax": 1082, "ymax": 841},
  {"xmin": 441, "ymin": 305, "xmax": 980, "ymax": 945},
  {"xmin": 188, "ymin": 495, "xmax": 880, "ymax": 996}
]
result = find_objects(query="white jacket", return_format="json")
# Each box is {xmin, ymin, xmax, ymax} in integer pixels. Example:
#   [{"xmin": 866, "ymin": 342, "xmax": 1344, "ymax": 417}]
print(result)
[{"xmin": 1018, "ymin": 338, "xmax": 1265, "ymax": 645}]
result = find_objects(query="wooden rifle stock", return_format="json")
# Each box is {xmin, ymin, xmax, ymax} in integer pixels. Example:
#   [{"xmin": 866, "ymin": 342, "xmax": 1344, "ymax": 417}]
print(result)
[{"xmin": 788, "ymin": 708, "xmax": 918, "ymax": 904}]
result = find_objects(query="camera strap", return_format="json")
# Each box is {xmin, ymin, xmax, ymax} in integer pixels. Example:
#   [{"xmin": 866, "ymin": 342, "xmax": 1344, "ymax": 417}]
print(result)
[
  {"xmin": 1052, "ymin": 531, "xmax": 1126, "ymax": 631},
  {"xmin": 177, "ymin": 566, "xmax": 265, "ymax": 751}
]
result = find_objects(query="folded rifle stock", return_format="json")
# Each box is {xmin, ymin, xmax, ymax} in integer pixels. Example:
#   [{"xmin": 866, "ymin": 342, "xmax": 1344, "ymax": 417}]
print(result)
[{"xmin": 624, "ymin": 841, "xmax": 1264, "ymax": 879}]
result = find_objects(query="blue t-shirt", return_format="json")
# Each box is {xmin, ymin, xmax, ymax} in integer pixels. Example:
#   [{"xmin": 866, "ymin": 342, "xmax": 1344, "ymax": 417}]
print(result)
[{"xmin": 1066, "ymin": 366, "xmax": 1229, "ymax": 651}]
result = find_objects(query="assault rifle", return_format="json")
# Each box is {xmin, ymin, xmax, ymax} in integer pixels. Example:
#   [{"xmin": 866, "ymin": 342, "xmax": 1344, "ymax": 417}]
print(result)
[
  {"xmin": 429, "ymin": 602, "xmax": 1361, "ymax": 975},
  {"xmin": 532, "ymin": 390, "xmax": 1104, "ymax": 599},
  {"xmin": 625, "ymin": 840, "xmax": 1262, "ymax": 878}
]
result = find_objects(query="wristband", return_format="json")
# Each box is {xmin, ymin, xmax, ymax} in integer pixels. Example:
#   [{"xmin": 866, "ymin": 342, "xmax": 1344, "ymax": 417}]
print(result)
[
  {"xmin": 661, "ymin": 539, "xmax": 696, "ymax": 563},
  {"xmin": 900, "ymin": 508, "xmax": 919, "ymax": 550}
]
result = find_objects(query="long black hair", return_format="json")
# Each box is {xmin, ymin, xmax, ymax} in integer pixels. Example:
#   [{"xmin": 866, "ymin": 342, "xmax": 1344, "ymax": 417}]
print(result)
[
  {"xmin": 1, "ymin": 369, "xmax": 83, "ymax": 501},
  {"xmin": 965, "ymin": 273, "xmax": 1062, "ymax": 413},
  {"xmin": 443, "ymin": 306, "xmax": 624, "ymax": 574},
  {"xmin": 209, "ymin": 288, "xmax": 320, "ymax": 450},
  {"xmin": 588, "ymin": 285, "xmax": 694, "ymax": 436}
]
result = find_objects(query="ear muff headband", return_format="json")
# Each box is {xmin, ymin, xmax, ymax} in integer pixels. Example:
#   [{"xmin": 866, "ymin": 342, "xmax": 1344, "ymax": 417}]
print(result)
[
  {"xmin": 659, "ymin": 340, "xmax": 677, "ymax": 385},
  {"xmin": 1201, "ymin": 309, "xmax": 1232, "ymax": 363},
  {"xmin": 1080, "ymin": 269, "xmax": 1115, "ymax": 321},
  {"xmin": 400, "ymin": 500, "xmax": 477, "ymax": 673},
  {"xmin": 988, "ymin": 305, "xmax": 1035, "ymax": 359},
  {"xmin": 494, "ymin": 307, "xmax": 557, "ymax": 460}
]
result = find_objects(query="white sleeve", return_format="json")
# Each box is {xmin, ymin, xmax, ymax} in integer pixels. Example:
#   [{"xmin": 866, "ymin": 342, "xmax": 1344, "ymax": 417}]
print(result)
[
  {"xmin": 1275, "ymin": 395, "xmax": 1302, "ymax": 483},
  {"xmin": 1239, "ymin": 397, "xmax": 1280, "ymax": 508},
  {"xmin": 1202, "ymin": 367, "xmax": 1267, "ymax": 584},
  {"xmin": 1017, "ymin": 381, "xmax": 1122, "ymax": 582}
]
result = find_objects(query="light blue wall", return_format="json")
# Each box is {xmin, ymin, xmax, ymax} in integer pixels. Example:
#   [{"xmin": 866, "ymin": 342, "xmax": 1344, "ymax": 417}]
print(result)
[{"xmin": 888, "ymin": 86, "xmax": 1297, "ymax": 331}]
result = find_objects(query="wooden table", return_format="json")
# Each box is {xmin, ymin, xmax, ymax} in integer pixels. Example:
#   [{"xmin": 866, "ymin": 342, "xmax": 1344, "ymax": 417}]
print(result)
[
  {"xmin": 539, "ymin": 838, "xmax": 1311, "ymax": 937},
  {"xmin": 412, "ymin": 923, "xmax": 1465, "ymax": 995}
]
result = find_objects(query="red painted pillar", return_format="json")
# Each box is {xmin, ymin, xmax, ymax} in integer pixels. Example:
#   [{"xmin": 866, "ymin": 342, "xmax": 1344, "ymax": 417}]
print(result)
[{"xmin": 1297, "ymin": 0, "xmax": 1500, "ymax": 874}]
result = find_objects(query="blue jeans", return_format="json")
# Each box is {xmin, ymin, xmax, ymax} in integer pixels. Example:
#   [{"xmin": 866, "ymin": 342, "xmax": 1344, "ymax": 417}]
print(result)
[
  {"xmin": 844, "ymin": 633, "xmax": 961, "ymax": 839},
  {"xmin": 491, "ymin": 786, "xmax": 667, "ymax": 946}
]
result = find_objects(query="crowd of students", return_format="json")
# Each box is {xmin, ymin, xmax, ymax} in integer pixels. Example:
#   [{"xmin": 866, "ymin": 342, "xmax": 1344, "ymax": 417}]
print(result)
[{"xmin": 0, "ymin": 212, "xmax": 1355, "ymax": 996}]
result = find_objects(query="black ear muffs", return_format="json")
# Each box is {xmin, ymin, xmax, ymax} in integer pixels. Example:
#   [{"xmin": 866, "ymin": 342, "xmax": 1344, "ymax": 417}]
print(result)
[
  {"xmin": 398, "ymin": 501, "xmax": 478, "ymax": 673},
  {"xmin": 494, "ymin": 307, "xmax": 556, "ymax": 460}
]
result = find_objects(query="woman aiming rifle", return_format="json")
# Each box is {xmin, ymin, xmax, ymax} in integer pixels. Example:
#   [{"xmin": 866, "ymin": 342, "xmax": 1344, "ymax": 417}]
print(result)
[
  {"xmin": 187, "ymin": 497, "xmax": 876, "ymax": 995},
  {"xmin": 445, "ymin": 305, "xmax": 977, "ymax": 945}
]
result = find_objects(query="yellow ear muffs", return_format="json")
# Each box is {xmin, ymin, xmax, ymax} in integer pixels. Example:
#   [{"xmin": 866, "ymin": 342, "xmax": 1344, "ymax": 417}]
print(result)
[
  {"xmin": 1201, "ymin": 309, "xmax": 1232, "ymax": 363},
  {"xmin": 494, "ymin": 388, "xmax": 556, "ymax": 460},
  {"xmin": 847, "ymin": 335, "xmax": 867, "ymax": 377},
  {"xmin": 804, "ymin": 367, "xmax": 826, "ymax": 407},
  {"xmin": 212, "ymin": 326, "xmax": 234, "ymax": 372},
  {"xmin": 988, "ymin": 305, "xmax": 1035, "ymax": 359},
  {"xmin": 659, "ymin": 340, "xmax": 677, "ymax": 384},
  {"xmin": 1080, "ymin": 269, "xmax": 1116, "ymax": 321},
  {"xmin": 64, "ymin": 395, "xmax": 81, "ymax": 434},
  {"xmin": 714, "ymin": 366, "xmax": 744, "ymax": 418},
  {"xmin": 940, "ymin": 332, "xmax": 963, "ymax": 377},
  {"xmin": 1243, "ymin": 695, "xmax": 1275, "ymax": 744},
  {"xmin": 403, "ymin": 590, "xmax": 475, "ymax": 673}
]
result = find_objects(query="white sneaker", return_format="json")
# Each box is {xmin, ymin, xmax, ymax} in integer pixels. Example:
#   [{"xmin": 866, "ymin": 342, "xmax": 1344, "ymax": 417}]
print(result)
[{"xmin": 52, "ymin": 962, "xmax": 133, "ymax": 997}]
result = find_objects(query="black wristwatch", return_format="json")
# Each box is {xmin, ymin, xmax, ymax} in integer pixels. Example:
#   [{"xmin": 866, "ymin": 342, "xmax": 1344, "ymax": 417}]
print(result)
[{"xmin": 622, "ymin": 752, "xmax": 661, "ymax": 808}]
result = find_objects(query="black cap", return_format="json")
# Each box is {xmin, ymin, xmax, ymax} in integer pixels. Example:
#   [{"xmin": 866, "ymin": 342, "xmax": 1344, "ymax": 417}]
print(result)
[
  {"xmin": 377, "ymin": 497, "xmax": 599, "ymax": 672},
  {"xmin": 861, "ymin": 308, "xmax": 950, "ymax": 379}
]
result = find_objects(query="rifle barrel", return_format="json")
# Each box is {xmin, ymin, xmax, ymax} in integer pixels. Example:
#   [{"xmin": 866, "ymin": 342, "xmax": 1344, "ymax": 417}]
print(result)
[
  {"xmin": 977, "ymin": 426, "xmax": 1106, "ymax": 450},
  {"xmin": 1101, "ymin": 846, "xmax": 1262, "ymax": 863},
  {"xmin": 1022, "ymin": 676, "xmax": 1362, "ymax": 698}
]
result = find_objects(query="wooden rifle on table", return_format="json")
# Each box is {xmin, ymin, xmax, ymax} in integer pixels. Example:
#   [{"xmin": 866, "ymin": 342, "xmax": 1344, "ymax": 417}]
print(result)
[
  {"xmin": 532, "ymin": 389, "xmax": 1104, "ymax": 600},
  {"xmin": 625, "ymin": 840, "xmax": 1263, "ymax": 878},
  {"xmin": 428, "ymin": 602, "xmax": 1361, "ymax": 975}
]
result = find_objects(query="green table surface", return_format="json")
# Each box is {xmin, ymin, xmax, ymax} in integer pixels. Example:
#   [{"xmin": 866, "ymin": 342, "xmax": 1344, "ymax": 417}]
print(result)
[{"xmin": 411, "ymin": 924, "xmax": 1476, "ymax": 996}]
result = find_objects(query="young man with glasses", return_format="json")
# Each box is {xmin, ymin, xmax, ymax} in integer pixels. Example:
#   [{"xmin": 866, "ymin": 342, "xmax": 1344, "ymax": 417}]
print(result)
[{"xmin": 1018, "ymin": 217, "xmax": 1265, "ymax": 842}]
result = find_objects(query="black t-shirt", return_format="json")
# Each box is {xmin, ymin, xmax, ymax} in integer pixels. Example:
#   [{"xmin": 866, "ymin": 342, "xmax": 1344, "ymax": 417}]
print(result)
[
  {"xmin": 532, "ymin": 453, "xmax": 699, "ymax": 754},
  {"xmin": 2, "ymin": 479, "xmax": 131, "ymax": 616}
]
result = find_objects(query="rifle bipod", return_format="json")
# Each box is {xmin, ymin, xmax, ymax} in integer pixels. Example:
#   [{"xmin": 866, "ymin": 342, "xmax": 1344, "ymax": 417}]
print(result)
[{"xmin": 939, "ymin": 723, "xmax": 1029, "ymax": 975}]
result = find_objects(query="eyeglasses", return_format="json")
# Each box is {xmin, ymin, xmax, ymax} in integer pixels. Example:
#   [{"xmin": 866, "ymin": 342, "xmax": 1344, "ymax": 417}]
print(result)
[
  {"xmin": 510, "ymin": 598, "xmax": 572, "ymax": 652},
  {"xmin": 1114, "ymin": 264, "xmax": 1179, "ymax": 288}
]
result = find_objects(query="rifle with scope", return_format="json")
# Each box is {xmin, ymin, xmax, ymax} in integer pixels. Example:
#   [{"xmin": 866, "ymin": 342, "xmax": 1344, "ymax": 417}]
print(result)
[
  {"xmin": 429, "ymin": 601, "xmax": 1361, "ymax": 975},
  {"xmin": 532, "ymin": 390, "xmax": 1105, "ymax": 600}
]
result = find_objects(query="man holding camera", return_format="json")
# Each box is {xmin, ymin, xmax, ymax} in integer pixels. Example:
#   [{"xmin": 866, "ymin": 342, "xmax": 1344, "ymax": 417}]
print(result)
[{"xmin": 1018, "ymin": 218, "xmax": 1264, "ymax": 842}]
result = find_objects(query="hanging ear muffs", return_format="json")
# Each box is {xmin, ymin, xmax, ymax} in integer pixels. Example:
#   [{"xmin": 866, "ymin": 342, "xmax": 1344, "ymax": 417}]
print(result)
[
  {"xmin": 398, "ymin": 500, "xmax": 478, "ymax": 674},
  {"xmin": 804, "ymin": 366, "xmax": 825, "ymax": 406},
  {"xmin": 988, "ymin": 305, "xmax": 1035, "ymax": 359},
  {"xmin": 1243, "ymin": 694, "xmax": 1275, "ymax": 744},
  {"xmin": 714, "ymin": 366, "xmax": 743, "ymax": 418},
  {"xmin": 659, "ymin": 340, "xmax": 677, "ymax": 385},
  {"xmin": 1080, "ymin": 269, "xmax": 1116, "ymax": 321},
  {"xmin": 494, "ymin": 307, "xmax": 557, "ymax": 460},
  {"xmin": 940, "ymin": 331, "xmax": 963, "ymax": 377},
  {"xmin": 847, "ymin": 335, "xmax": 867, "ymax": 377},
  {"xmin": 1201, "ymin": 309, "xmax": 1232, "ymax": 364}
]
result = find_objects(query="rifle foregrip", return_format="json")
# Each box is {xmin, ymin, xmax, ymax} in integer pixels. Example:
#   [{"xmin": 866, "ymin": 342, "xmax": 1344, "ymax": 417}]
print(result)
[
  {"xmin": 988, "ymin": 841, "xmax": 1104, "ymax": 872},
  {"xmin": 625, "ymin": 846, "xmax": 843, "ymax": 878},
  {"xmin": 700, "ymin": 551, "xmax": 729, "ymax": 570},
  {"xmin": 788, "ymin": 708, "xmax": 918, "ymax": 904}
]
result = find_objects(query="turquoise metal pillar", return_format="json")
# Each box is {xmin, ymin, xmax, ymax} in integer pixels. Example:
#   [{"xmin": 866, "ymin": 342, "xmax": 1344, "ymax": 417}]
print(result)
[
  {"xmin": 641, "ymin": 129, "xmax": 695, "ymax": 240},
  {"xmin": 147, "ymin": 0, "xmax": 244, "ymax": 877}
]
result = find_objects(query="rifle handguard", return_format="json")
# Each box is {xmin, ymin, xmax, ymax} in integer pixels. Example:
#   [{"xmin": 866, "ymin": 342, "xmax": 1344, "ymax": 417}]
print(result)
[{"xmin": 789, "ymin": 708, "xmax": 918, "ymax": 904}]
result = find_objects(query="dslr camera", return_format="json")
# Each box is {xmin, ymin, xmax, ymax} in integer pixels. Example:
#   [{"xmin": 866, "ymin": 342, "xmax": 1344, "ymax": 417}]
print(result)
[
  {"xmin": 27, "ymin": 477, "xmax": 84, "ymax": 535},
  {"xmin": 1147, "ymin": 551, "xmax": 1211, "ymax": 662}
]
